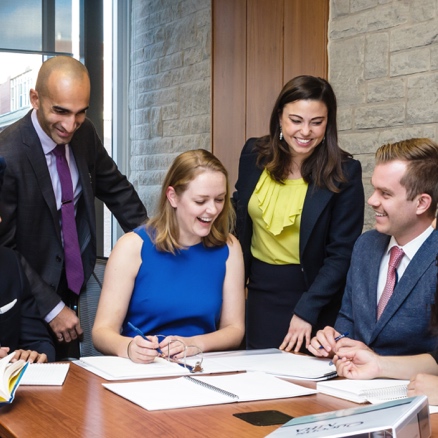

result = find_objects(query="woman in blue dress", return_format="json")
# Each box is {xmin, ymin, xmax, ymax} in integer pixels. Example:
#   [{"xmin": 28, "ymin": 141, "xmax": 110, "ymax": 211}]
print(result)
[{"xmin": 92, "ymin": 149, "xmax": 245, "ymax": 363}]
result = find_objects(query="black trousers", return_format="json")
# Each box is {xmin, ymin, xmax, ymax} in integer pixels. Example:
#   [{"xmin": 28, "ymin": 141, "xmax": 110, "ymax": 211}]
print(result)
[
  {"xmin": 51, "ymin": 270, "xmax": 81, "ymax": 360},
  {"xmin": 246, "ymin": 258, "xmax": 307, "ymax": 350}
]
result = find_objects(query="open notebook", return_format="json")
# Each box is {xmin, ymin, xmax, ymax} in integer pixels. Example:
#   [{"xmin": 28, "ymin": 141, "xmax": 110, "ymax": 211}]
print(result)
[
  {"xmin": 0, "ymin": 353, "xmax": 28, "ymax": 405},
  {"xmin": 20, "ymin": 363, "xmax": 70, "ymax": 386},
  {"xmin": 103, "ymin": 371, "xmax": 316, "ymax": 410}
]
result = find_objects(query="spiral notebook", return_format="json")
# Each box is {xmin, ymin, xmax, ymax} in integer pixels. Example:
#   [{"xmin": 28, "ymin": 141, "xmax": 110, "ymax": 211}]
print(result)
[
  {"xmin": 20, "ymin": 363, "xmax": 70, "ymax": 386},
  {"xmin": 317, "ymin": 379, "xmax": 410, "ymax": 404},
  {"xmin": 103, "ymin": 371, "xmax": 316, "ymax": 410}
]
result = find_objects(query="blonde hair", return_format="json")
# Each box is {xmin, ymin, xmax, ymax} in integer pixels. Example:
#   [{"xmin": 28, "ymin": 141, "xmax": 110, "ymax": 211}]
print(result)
[
  {"xmin": 375, "ymin": 138, "xmax": 438, "ymax": 218},
  {"xmin": 146, "ymin": 149, "xmax": 235, "ymax": 253}
]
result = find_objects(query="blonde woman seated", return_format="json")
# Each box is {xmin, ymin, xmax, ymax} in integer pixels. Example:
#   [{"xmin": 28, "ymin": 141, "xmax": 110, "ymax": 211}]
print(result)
[{"xmin": 92, "ymin": 150, "xmax": 245, "ymax": 363}]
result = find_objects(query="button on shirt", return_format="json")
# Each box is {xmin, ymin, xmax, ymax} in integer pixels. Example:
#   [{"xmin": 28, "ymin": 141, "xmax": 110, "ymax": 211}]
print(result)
[{"xmin": 31, "ymin": 109, "xmax": 83, "ymax": 322}]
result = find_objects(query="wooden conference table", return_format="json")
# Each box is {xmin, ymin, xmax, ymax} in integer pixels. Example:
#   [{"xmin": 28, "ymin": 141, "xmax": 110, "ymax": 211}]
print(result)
[{"xmin": 0, "ymin": 364, "xmax": 437, "ymax": 438}]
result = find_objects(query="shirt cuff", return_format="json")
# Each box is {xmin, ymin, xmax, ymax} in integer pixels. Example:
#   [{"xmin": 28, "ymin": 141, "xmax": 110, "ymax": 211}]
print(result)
[{"xmin": 44, "ymin": 301, "xmax": 65, "ymax": 323}]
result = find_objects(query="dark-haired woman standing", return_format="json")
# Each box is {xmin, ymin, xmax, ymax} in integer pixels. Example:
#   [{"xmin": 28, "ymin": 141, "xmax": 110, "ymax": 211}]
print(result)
[{"xmin": 234, "ymin": 75, "xmax": 365, "ymax": 352}]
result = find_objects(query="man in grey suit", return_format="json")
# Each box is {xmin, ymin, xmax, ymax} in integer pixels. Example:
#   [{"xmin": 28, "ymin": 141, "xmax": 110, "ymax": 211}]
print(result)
[
  {"xmin": 0, "ymin": 56, "xmax": 148, "ymax": 358},
  {"xmin": 309, "ymin": 138, "xmax": 438, "ymax": 357}
]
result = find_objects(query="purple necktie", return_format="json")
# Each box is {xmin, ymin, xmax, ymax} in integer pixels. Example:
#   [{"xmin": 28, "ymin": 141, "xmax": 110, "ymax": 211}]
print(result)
[
  {"xmin": 377, "ymin": 246, "xmax": 404, "ymax": 319},
  {"xmin": 52, "ymin": 144, "xmax": 84, "ymax": 294}
]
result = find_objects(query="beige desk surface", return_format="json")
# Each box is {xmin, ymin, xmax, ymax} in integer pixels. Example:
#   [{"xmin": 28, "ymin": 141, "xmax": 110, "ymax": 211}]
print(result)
[{"xmin": 0, "ymin": 363, "xmax": 436, "ymax": 437}]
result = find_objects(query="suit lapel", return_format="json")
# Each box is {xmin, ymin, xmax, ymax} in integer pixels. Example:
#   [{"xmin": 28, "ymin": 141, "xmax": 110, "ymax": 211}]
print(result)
[
  {"xmin": 370, "ymin": 231, "xmax": 437, "ymax": 342},
  {"xmin": 69, "ymin": 139, "xmax": 96, "ymax": 252},
  {"xmin": 21, "ymin": 116, "xmax": 60, "ymax": 237},
  {"xmin": 360, "ymin": 235, "xmax": 389, "ymax": 344},
  {"xmin": 300, "ymin": 183, "xmax": 333, "ymax": 256}
]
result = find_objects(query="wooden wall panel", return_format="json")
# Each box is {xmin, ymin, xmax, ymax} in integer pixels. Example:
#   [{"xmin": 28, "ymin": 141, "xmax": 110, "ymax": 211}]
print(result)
[
  {"xmin": 212, "ymin": 0, "xmax": 328, "ymax": 186},
  {"xmin": 246, "ymin": 0, "xmax": 284, "ymax": 140},
  {"xmin": 284, "ymin": 0, "xmax": 328, "ymax": 80},
  {"xmin": 212, "ymin": 0, "xmax": 246, "ymax": 189}
]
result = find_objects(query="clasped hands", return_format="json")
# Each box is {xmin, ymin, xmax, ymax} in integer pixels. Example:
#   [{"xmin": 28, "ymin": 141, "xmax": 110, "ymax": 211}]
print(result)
[{"xmin": 127, "ymin": 334, "xmax": 200, "ymax": 364}]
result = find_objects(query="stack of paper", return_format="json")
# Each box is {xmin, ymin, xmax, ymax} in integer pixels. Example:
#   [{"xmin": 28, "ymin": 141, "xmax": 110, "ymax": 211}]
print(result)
[
  {"xmin": 74, "ymin": 355, "xmax": 241, "ymax": 380},
  {"xmin": 317, "ymin": 378, "xmax": 410, "ymax": 404},
  {"xmin": 75, "ymin": 349, "xmax": 335, "ymax": 381},
  {"xmin": 203, "ymin": 349, "xmax": 336, "ymax": 381}
]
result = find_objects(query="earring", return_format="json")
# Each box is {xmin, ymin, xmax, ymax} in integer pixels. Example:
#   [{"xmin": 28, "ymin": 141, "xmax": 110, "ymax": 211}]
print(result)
[{"xmin": 279, "ymin": 127, "xmax": 283, "ymax": 141}]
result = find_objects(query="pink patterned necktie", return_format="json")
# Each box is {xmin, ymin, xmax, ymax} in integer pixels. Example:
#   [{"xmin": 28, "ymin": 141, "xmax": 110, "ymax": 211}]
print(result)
[
  {"xmin": 52, "ymin": 144, "xmax": 84, "ymax": 294},
  {"xmin": 377, "ymin": 246, "xmax": 404, "ymax": 320}
]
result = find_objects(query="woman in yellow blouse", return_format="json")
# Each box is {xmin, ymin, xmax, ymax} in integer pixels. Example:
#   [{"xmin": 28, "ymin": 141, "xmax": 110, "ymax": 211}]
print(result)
[{"xmin": 233, "ymin": 75, "xmax": 365, "ymax": 352}]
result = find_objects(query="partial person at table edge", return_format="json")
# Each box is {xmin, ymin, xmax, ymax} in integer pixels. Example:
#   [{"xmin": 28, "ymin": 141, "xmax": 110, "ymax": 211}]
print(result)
[{"xmin": 0, "ymin": 156, "xmax": 54, "ymax": 363}]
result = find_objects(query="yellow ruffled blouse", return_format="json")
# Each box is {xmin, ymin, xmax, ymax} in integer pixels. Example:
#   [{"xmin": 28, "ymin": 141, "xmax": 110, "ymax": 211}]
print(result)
[{"xmin": 248, "ymin": 169, "xmax": 308, "ymax": 265}]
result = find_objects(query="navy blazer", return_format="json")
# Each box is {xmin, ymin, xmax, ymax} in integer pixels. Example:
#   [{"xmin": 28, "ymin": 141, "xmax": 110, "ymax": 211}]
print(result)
[
  {"xmin": 0, "ymin": 111, "xmax": 148, "ymax": 317},
  {"xmin": 335, "ymin": 229, "xmax": 438, "ymax": 355},
  {"xmin": 0, "ymin": 247, "xmax": 55, "ymax": 361},
  {"xmin": 233, "ymin": 138, "xmax": 365, "ymax": 327}
]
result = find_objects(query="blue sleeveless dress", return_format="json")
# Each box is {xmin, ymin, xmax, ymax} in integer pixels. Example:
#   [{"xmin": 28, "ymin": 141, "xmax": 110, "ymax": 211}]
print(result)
[{"xmin": 122, "ymin": 226, "xmax": 229, "ymax": 338}]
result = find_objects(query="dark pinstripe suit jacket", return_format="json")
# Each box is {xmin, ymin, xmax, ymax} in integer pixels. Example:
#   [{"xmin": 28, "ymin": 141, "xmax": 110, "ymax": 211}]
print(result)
[
  {"xmin": 233, "ymin": 138, "xmax": 365, "ymax": 329},
  {"xmin": 0, "ymin": 246, "xmax": 55, "ymax": 361},
  {"xmin": 0, "ymin": 111, "xmax": 147, "ymax": 317}
]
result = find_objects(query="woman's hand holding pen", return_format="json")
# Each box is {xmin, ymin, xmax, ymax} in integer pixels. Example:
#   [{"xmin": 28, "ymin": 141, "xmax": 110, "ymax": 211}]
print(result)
[
  {"xmin": 127, "ymin": 335, "xmax": 162, "ymax": 363},
  {"xmin": 126, "ymin": 322, "xmax": 163, "ymax": 363},
  {"xmin": 125, "ymin": 323, "xmax": 201, "ymax": 362}
]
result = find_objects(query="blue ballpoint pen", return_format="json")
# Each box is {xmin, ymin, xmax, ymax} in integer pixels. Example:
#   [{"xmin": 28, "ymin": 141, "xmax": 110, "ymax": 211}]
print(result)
[
  {"xmin": 320, "ymin": 332, "xmax": 349, "ymax": 366},
  {"xmin": 127, "ymin": 321, "xmax": 163, "ymax": 354},
  {"xmin": 319, "ymin": 331, "xmax": 349, "ymax": 349}
]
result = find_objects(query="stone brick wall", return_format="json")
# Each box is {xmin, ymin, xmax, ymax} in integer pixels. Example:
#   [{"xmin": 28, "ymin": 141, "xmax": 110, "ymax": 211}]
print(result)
[
  {"xmin": 129, "ymin": 0, "xmax": 211, "ymax": 215},
  {"xmin": 329, "ymin": 0, "xmax": 438, "ymax": 229}
]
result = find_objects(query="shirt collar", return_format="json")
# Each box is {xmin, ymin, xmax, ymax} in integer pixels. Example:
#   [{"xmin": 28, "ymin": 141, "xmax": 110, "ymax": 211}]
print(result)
[
  {"xmin": 387, "ymin": 225, "xmax": 434, "ymax": 261},
  {"xmin": 31, "ymin": 109, "xmax": 58, "ymax": 155}
]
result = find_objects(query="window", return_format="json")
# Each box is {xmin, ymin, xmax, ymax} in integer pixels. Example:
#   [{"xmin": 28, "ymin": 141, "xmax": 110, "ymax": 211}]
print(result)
[
  {"xmin": 0, "ymin": 0, "xmax": 112, "ymax": 256},
  {"xmin": 0, "ymin": 0, "xmax": 78, "ymax": 130}
]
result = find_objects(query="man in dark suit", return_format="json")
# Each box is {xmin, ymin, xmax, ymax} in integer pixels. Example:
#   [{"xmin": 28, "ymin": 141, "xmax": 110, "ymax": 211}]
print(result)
[
  {"xmin": 0, "ymin": 157, "xmax": 55, "ymax": 363},
  {"xmin": 0, "ymin": 56, "xmax": 147, "ymax": 359},
  {"xmin": 309, "ymin": 138, "xmax": 438, "ymax": 357}
]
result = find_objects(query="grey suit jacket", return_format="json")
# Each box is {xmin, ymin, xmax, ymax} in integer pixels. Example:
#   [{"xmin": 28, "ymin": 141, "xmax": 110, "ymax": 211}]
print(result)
[
  {"xmin": 0, "ymin": 111, "xmax": 148, "ymax": 317},
  {"xmin": 335, "ymin": 229, "xmax": 438, "ymax": 355}
]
